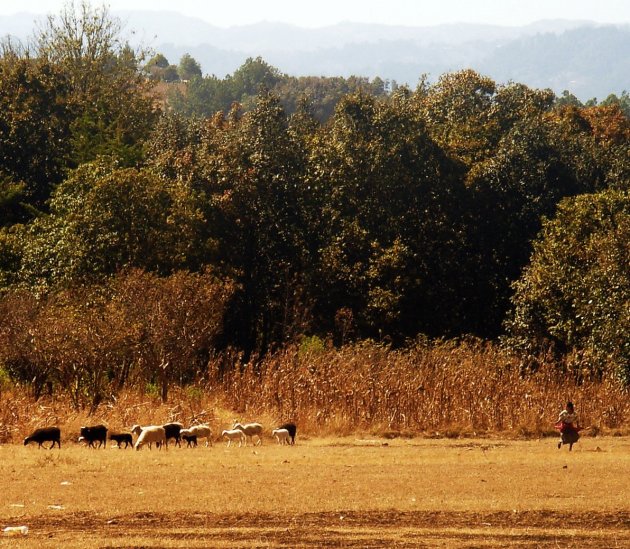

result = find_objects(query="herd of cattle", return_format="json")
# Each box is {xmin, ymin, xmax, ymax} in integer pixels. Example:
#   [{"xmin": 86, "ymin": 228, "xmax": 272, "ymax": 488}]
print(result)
[{"xmin": 22, "ymin": 421, "xmax": 297, "ymax": 450}]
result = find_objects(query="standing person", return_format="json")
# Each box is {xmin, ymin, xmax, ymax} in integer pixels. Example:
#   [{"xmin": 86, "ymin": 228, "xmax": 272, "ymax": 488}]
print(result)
[{"xmin": 555, "ymin": 401, "xmax": 581, "ymax": 451}]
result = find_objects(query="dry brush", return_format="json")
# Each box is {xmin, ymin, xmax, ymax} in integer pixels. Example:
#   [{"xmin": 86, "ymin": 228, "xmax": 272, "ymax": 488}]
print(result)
[
  {"xmin": 210, "ymin": 339, "xmax": 630, "ymax": 436},
  {"xmin": 0, "ymin": 338, "xmax": 628, "ymax": 441}
]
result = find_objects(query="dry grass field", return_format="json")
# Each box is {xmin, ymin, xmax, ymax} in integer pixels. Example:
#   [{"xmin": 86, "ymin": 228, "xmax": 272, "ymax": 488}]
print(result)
[
  {"xmin": 1, "ymin": 341, "xmax": 629, "ymax": 547},
  {"xmin": 1, "ymin": 435, "xmax": 629, "ymax": 548}
]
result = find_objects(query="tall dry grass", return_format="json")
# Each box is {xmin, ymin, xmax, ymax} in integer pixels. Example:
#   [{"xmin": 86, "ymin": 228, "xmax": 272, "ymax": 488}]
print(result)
[
  {"xmin": 1, "ymin": 339, "xmax": 628, "ymax": 442},
  {"xmin": 212, "ymin": 339, "xmax": 629, "ymax": 437}
]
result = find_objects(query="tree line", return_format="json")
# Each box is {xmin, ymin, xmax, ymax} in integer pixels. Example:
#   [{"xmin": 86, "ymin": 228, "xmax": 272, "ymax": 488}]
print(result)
[
  {"xmin": 165, "ymin": 55, "xmax": 630, "ymax": 123},
  {"xmin": 0, "ymin": 3, "xmax": 627, "ymax": 406},
  {"xmin": 166, "ymin": 55, "xmax": 392, "ymax": 122}
]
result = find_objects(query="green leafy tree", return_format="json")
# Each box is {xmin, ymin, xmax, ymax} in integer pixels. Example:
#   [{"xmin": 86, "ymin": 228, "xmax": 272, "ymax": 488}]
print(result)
[
  {"xmin": 275, "ymin": 74, "xmax": 391, "ymax": 121},
  {"xmin": 454, "ymin": 84, "xmax": 618, "ymax": 336},
  {"xmin": 601, "ymin": 91, "xmax": 630, "ymax": 117},
  {"xmin": 507, "ymin": 190, "xmax": 630, "ymax": 381},
  {"xmin": 211, "ymin": 92, "xmax": 313, "ymax": 351},
  {"xmin": 139, "ymin": 71, "xmax": 630, "ymax": 348},
  {"xmin": 177, "ymin": 53, "xmax": 202, "ymax": 81},
  {"xmin": 573, "ymin": 104, "xmax": 630, "ymax": 191},
  {"xmin": 491, "ymin": 82, "xmax": 555, "ymax": 135},
  {"xmin": 230, "ymin": 57, "xmax": 284, "ymax": 100},
  {"xmin": 310, "ymin": 91, "xmax": 468, "ymax": 339},
  {"xmin": 169, "ymin": 56, "xmax": 394, "ymax": 121},
  {"xmin": 0, "ymin": 46, "xmax": 71, "ymax": 217},
  {"xmin": 4, "ymin": 160, "xmax": 205, "ymax": 289},
  {"xmin": 465, "ymin": 115, "xmax": 584, "ymax": 334},
  {"xmin": 144, "ymin": 113, "xmax": 206, "ymax": 183},
  {"xmin": 151, "ymin": 94, "xmax": 315, "ymax": 352},
  {"xmin": 418, "ymin": 71, "xmax": 556, "ymax": 169},
  {"xmin": 0, "ymin": 177, "xmax": 26, "ymax": 227},
  {"xmin": 418, "ymin": 69, "xmax": 497, "ymax": 166},
  {"xmin": 169, "ymin": 74, "xmax": 233, "ymax": 116},
  {"xmin": 35, "ymin": 1, "xmax": 158, "ymax": 166},
  {"xmin": 148, "ymin": 53, "xmax": 169, "ymax": 69},
  {"xmin": 162, "ymin": 65, "xmax": 179, "ymax": 82},
  {"xmin": 146, "ymin": 53, "xmax": 179, "ymax": 81},
  {"xmin": 555, "ymin": 90, "xmax": 583, "ymax": 109}
]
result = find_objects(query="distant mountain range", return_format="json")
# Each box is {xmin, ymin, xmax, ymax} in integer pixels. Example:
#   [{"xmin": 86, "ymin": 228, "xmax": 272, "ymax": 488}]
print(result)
[{"xmin": 1, "ymin": 11, "xmax": 628, "ymax": 100}]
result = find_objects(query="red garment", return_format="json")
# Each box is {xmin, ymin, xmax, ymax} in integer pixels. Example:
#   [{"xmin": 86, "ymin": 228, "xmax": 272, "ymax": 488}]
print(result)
[{"xmin": 555, "ymin": 421, "xmax": 581, "ymax": 433}]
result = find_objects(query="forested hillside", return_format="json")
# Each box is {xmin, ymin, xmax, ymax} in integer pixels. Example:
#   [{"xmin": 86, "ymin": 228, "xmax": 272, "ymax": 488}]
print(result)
[{"xmin": 0, "ymin": 4, "xmax": 628, "ymax": 409}]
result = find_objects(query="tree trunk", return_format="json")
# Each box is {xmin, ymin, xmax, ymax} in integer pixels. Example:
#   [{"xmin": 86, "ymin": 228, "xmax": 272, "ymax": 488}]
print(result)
[{"xmin": 160, "ymin": 370, "xmax": 168, "ymax": 403}]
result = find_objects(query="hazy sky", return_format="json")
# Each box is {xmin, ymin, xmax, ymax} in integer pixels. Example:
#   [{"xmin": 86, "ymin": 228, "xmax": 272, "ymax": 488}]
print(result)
[{"xmin": 1, "ymin": 0, "xmax": 629, "ymax": 27}]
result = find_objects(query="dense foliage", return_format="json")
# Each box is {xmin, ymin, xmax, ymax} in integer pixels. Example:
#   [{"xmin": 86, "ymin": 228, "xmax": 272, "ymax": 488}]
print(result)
[
  {"xmin": 168, "ymin": 56, "xmax": 391, "ymax": 121},
  {"xmin": 0, "ymin": 3, "xmax": 628, "ymax": 404},
  {"xmin": 0, "ymin": 268, "xmax": 234, "ymax": 408},
  {"xmin": 507, "ymin": 190, "xmax": 629, "ymax": 380},
  {"xmin": 0, "ymin": 47, "xmax": 71, "ymax": 220}
]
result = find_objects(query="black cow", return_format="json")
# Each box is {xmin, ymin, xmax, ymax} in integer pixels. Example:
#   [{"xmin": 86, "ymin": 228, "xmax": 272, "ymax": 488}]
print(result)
[
  {"xmin": 108, "ymin": 431, "xmax": 133, "ymax": 449},
  {"xmin": 24, "ymin": 427, "xmax": 61, "ymax": 449},
  {"xmin": 182, "ymin": 432, "xmax": 198, "ymax": 448},
  {"xmin": 162, "ymin": 422, "xmax": 184, "ymax": 447},
  {"xmin": 79, "ymin": 424, "xmax": 108, "ymax": 448},
  {"xmin": 279, "ymin": 422, "xmax": 297, "ymax": 445}
]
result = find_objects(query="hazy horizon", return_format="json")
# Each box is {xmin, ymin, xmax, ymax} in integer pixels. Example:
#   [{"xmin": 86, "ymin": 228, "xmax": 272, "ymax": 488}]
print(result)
[
  {"xmin": 1, "ymin": 0, "xmax": 629, "ymax": 28},
  {"xmin": 1, "ymin": 0, "xmax": 628, "ymax": 101}
]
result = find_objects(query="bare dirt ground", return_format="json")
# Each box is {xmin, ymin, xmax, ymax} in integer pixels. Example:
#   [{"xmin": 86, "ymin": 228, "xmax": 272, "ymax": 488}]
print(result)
[{"xmin": 1, "ymin": 437, "xmax": 629, "ymax": 547}]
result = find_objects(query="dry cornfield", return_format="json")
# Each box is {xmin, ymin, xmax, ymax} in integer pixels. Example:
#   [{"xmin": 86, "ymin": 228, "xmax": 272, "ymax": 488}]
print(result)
[
  {"xmin": 1, "ymin": 340, "xmax": 628, "ymax": 443},
  {"xmin": 211, "ymin": 340, "xmax": 630, "ymax": 438}
]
